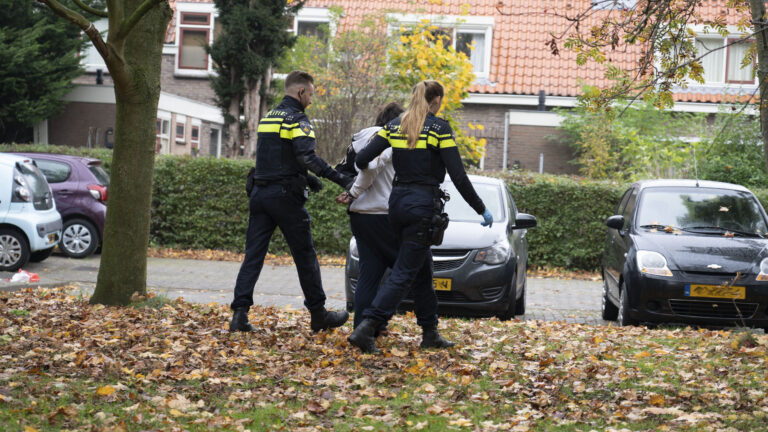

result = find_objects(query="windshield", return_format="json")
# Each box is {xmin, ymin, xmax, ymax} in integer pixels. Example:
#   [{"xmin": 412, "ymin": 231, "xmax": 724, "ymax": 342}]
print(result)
[
  {"xmin": 442, "ymin": 182, "xmax": 505, "ymax": 223},
  {"xmin": 88, "ymin": 164, "xmax": 110, "ymax": 186},
  {"xmin": 636, "ymin": 187, "xmax": 768, "ymax": 236}
]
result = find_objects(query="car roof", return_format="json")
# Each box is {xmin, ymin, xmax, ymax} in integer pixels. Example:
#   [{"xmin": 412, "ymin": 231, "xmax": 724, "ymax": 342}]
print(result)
[
  {"xmin": 444, "ymin": 174, "xmax": 505, "ymax": 186},
  {"xmin": 631, "ymin": 179, "xmax": 751, "ymax": 193},
  {"xmin": 10, "ymin": 152, "xmax": 101, "ymax": 165},
  {"xmin": 0, "ymin": 153, "xmax": 37, "ymax": 168}
]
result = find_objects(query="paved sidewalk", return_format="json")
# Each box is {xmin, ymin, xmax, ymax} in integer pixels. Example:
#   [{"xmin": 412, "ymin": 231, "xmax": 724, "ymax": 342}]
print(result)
[{"xmin": 0, "ymin": 255, "xmax": 606, "ymax": 324}]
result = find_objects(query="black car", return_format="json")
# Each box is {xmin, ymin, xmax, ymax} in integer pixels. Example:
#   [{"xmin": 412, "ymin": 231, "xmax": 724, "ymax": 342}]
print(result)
[
  {"xmin": 602, "ymin": 179, "xmax": 768, "ymax": 330},
  {"xmin": 345, "ymin": 175, "xmax": 537, "ymax": 320}
]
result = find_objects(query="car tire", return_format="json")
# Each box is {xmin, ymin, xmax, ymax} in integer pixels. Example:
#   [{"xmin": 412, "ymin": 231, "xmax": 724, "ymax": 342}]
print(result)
[
  {"xmin": 0, "ymin": 228, "xmax": 30, "ymax": 272},
  {"xmin": 60, "ymin": 218, "xmax": 99, "ymax": 258},
  {"xmin": 497, "ymin": 282, "xmax": 517, "ymax": 321},
  {"xmin": 346, "ymin": 301, "xmax": 354, "ymax": 313},
  {"xmin": 30, "ymin": 247, "xmax": 54, "ymax": 263},
  {"xmin": 514, "ymin": 280, "xmax": 526, "ymax": 316},
  {"xmin": 601, "ymin": 277, "xmax": 619, "ymax": 321},
  {"xmin": 617, "ymin": 282, "xmax": 637, "ymax": 326}
]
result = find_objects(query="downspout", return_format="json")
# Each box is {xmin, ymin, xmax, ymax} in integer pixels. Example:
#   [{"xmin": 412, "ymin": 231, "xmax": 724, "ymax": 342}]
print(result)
[{"xmin": 502, "ymin": 110, "xmax": 510, "ymax": 170}]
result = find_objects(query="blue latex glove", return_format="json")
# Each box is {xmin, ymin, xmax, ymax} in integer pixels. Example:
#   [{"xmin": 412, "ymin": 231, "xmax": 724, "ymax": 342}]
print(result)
[{"xmin": 481, "ymin": 208, "xmax": 493, "ymax": 227}]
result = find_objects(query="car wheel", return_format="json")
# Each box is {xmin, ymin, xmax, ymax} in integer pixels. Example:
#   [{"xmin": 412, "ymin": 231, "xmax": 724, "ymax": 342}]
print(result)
[
  {"xmin": 346, "ymin": 302, "xmax": 354, "ymax": 313},
  {"xmin": 60, "ymin": 218, "xmax": 99, "ymax": 258},
  {"xmin": 601, "ymin": 277, "xmax": 619, "ymax": 321},
  {"xmin": 30, "ymin": 247, "xmax": 54, "ymax": 263},
  {"xmin": 617, "ymin": 282, "xmax": 637, "ymax": 326},
  {"xmin": 0, "ymin": 228, "xmax": 30, "ymax": 272},
  {"xmin": 514, "ymin": 280, "xmax": 526, "ymax": 316},
  {"xmin": 496, "ymin": 282, "xmax": 517, "ymax": 321}
]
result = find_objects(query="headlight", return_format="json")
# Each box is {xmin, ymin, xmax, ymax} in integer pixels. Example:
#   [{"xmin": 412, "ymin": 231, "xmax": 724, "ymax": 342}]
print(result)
[
  {"xmin": 636, "ymin": 250, "xmax": 673, "ymax": 277},
  {"xmin": 475, "ymin": 239, "xmax": 510, "ymax": 265},
  {"xmin": 756, "ymin": 258, "xmax": 768, "ymax": 281},
  {"xmin": 349, "ymin": 237, "xmax": 358, "ymax": 260}
]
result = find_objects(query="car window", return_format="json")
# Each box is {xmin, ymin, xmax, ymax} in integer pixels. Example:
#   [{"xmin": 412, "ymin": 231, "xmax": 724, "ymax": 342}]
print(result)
[
  {"xmin": 621, "ymin": 188, "xmax": 638, "ymax": 229},
  {"xmin": 88, "ymin": 164, "xmax": 110, "ymax": 186},
  {"xmin": 636, "ymin": 187, "xmax": 768, "ymax": 235},
  {"xmin": 616, "ymin": 188, "xmax": 632, "ymax": 214},
  {"xmin": 507, "ymin": 190, "xmax": 518, "ymax": 217},
  {"xmin": 34, "ymin": 159, "xmax": 71, "ymax": 183},
  {"xmin": 442, "ymin": 182, "xmax": 505, "ymax": 223}
]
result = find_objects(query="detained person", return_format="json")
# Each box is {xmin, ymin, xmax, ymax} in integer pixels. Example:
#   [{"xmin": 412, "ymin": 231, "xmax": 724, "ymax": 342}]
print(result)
[
  {"xmin": 336, "ymin": 102, "xmax": 405, "ymax": 330},
  {"xmin": 229, "ymin": 70, "xmax": 353, "ymax": 334},
  {"xmin": 348, "ymin": 80, "xmax": 493, "ymax": 353}
]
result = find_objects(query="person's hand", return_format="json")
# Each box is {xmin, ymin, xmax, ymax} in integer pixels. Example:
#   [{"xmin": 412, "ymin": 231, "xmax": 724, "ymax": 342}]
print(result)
[
  {"xmin": 335, "ymin": 192, "xmax": 353, "ymax": 205},
  {"xmin": 481, "ymin": 208, "xmax": 493, "ymax": 228},
  {"xmin": 306, "ymin": 173, "xmax": 323, "ymax": 192}
]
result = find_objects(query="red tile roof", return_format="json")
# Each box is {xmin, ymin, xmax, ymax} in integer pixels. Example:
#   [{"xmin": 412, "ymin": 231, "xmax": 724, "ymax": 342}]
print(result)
[{"xmin": 167, "ymin": 0, "xmax": 752, "ymax": 104}]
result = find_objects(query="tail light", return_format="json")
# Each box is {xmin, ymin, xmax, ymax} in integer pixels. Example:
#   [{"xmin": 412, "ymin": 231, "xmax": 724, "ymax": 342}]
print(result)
[{"xmin": 87, "ymin": 184, "xmax": 108, "ymax": 202}]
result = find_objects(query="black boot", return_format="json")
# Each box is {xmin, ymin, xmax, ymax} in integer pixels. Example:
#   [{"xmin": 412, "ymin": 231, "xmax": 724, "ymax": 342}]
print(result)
[
  {"xmin": 310, "ymin": 308, "xmax": 349, "ymax": 333},
  {"xmin": 420, "ymin": 323, "xmax": 455, "ymax": 349},
  {"xmin": 230, "ymin": 307, "xmax": 257, "ymax": 332},
  {"xmin": 348, "ymin": 318, "xmax": 383, "ymax": 353}
]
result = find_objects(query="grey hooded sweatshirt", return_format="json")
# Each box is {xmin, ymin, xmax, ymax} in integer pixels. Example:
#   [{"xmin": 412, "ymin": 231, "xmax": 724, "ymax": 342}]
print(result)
[{"xmin": 349, "ymin": 126, "xmax": 394, "ymax": 215}]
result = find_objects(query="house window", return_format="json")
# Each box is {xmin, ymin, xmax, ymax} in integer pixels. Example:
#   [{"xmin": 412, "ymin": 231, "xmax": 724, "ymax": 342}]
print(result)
[
  {"xmin": 176, "ymin": 122, "xmax": 186, "ymax": 142},
  {"xmin": 695, "ymin": 37, "xmax": 755, "ymax": 84},
  {"xmin": 181, "ymin": 12, "xmax": 210, "ymax": 26},
  {"xmin": 190, "ymin": 125, "xmax": 200, "ymax": 144},
  {"xmin": 456, "ymin": 30, "xmax": 487, "ymax": 74},
  {"xmin": 292, "ymin": 7, "xmax": 331, "ymax": 42},
  {"xmin": 156, "ymin": 117, "xmax": 170, "ymax": 154},
  {"xmin": 592, "ymin": 0, "xmax": 636, "ymax": 9},
  {"xmin": 179, "ymin": 29, "xmax": 209, "ymax": 69}
]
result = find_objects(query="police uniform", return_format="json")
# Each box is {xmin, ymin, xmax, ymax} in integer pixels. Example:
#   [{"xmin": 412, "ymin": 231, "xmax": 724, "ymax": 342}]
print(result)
[
  {"xmin": 231, "ymin": 95, "xmax": 351, "ymax": 319},
  {"xmin": 352, "ymin": 113, "xmax": 486, "ymax": 335}
]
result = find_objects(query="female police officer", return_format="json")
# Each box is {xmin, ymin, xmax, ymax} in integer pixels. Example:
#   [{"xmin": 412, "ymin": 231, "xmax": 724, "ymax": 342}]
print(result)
[{"xmin": 348, "ymin": 80, "xmax": 493, "ymax": 353}]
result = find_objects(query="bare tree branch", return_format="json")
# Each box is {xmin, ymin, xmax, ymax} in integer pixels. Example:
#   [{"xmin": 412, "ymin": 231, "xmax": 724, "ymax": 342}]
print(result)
[
  {"xmin": 37, "ymin": 0, "xmax": 109, "ymax": 59},
  {"xmin": 114, "ymin": 0, "xmax": 165, "ymax": 42},
  {"xmin": 72, "ymin": 0, "xmax": 108, "ymax": 17}
]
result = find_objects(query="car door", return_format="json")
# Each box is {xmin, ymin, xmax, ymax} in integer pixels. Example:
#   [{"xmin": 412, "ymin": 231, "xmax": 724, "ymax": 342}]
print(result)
[
  {"xmin": 507, "ymin": 189, "xmax": 526, "ymax": 294},
  {"xmin": 608, "ymin": 188, "xmax": 638, "ymax": 300},
  {"xmin": 605, "ymin": 188, "xmax": 634, "ymax": 298},
  {"xmin": 34, "ymin": 159, "xmax": 76, "ymax": 216}
]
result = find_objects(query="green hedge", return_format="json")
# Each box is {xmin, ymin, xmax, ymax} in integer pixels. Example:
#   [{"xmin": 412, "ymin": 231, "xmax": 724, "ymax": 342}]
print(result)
[{"xmin": 6, "ymin": 144, "xmax": 768, "ymax": 270}]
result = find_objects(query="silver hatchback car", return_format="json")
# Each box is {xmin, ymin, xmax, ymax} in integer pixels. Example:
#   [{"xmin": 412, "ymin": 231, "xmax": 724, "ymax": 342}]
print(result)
[{"xmin": 344, "ymin": 174, "xmax": 537, "ymax": 320}]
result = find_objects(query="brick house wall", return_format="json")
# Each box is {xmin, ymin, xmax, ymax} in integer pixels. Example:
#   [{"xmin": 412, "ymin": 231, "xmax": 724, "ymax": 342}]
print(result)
[
  {"xmin": 160, "ymin": 54, "xmax": 217, "ymax": 105},
  {"xmin": 48, "ymin": 102, "xmax": 116, "ymax": 148}
]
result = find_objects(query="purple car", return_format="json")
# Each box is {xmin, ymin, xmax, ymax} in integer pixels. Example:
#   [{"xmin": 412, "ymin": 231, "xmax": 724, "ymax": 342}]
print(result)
[{"xmin": 12, "ymin": 153, "xmax": 108, "ymax": 258}]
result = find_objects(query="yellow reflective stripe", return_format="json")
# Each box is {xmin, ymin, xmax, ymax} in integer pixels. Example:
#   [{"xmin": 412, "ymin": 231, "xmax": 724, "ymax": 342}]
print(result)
[
  {"xmin": 390, "ymin": 134, "xmax": 428, "ymax": 149},
  {"xmin": 257, "ymin": 123, "xmax": 281, "ymax": 133},
  {"xmin": 292, "ymin": 128, "xmax": 316, "ymax": 139},
  {"xmin": 283, "ymin": 122, "xmax": 299, "ymax": 128},
  {"xmin": 439, "ymin": 138, "xmax": 457, "ymax": 148},
  {"xmin": 377, "ymin": 128, "xmax": 389, "ymax": 139},
  {"xmin": 279, "ymin": 129, "xmax": 292, "ymax": 139}
]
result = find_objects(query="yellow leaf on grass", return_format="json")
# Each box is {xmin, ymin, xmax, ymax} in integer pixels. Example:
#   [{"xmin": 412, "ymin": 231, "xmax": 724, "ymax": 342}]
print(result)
[
  {"xmin": 25, "ymin": 427, "xmax": 38, "ymax": 432},
  {"xmin": 650, "ymin": 394, "xmax": 665, "ymax": 406},
  {"xmin": 96, "ymin": 385, "xmax": 115, "ymax": 396},
  {"xmin": 634, "ymin": 351, "xmax": 651, "ymax": 359},
  {"xmin": 169, "ymin": 408, "xmax": 184, "ymax": 417}
]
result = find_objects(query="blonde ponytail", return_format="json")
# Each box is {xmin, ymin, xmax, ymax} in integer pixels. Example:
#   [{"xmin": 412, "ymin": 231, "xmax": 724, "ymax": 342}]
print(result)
[{"xmin": 400, "ymin": 80, "xmax": 444, "ymax": 149}]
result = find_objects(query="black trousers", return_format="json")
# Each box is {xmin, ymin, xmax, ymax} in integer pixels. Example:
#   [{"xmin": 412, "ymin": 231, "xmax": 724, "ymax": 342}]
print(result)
[
  {"xmin": 360, "ymin": 186, "xmax": 438, "ymax": 327},
  {"xmin": 231, "ymin": 184, "xmax": 326, "ymax": 312},
  {"xmin": 349, "ymin": 212, "xmax": 399, "ymax": 328}
]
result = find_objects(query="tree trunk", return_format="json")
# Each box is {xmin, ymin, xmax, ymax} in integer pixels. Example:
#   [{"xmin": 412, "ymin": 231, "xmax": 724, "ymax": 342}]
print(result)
[
  {"xmin": 750, "ymin": 0, "xmax": 768, "ymax": 173},
  {"xmin": 243, "ymin": 76, "xmax": 261, "ymax": 158},
  {"xmin": 227, "ymin": 96, "xmax": 241, "ymax": 157},
  {"xmin": 89, "ymin": 1, "xmax": 171, "ymax": 305},
  {"xmin": 259, "ymin": 66, "xmax": 272, "ymax": 121}
]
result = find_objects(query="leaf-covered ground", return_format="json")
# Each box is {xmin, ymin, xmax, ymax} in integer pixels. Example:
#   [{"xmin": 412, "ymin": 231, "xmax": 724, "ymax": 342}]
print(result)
[{"xmin": 1, "ymin": 288, "xmax": 767, "ymax": 431}]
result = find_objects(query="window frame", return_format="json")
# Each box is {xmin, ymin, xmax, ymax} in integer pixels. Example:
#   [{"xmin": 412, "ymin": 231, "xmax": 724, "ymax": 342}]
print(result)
[
  {"xmin": 178, "ymin": 28, "xmax": 210, "ymax": 71},
  {"xmin": 190, "ymin": 125, "xmax": 200, "ymax": 144},
  {"xmin": 180, "ymin": 12, "xmax": 210, "ymax": 26},
  {"xmin": 173, "ymin": 4, "xmax": 217, "ymax": 77},
  {"xmin": 691, "ymin": 31, "xmax": 757, "ymax": 86},
  {"xmin": 176, "ymin": 121, "xmax": 186, "ymax": 143},
  {"xmin": 725, "ymin": 37, "xmax": 756, "ymax": 84}
]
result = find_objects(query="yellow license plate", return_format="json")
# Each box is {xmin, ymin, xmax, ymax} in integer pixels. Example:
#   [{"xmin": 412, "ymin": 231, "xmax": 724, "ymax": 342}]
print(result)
[
  {"xmin": 434, "ymin": 278, "xmax": 452, "ymax": 291},
  {"xmin": 686, "ymin": 284, "xmax": 745, "ymax": 299}
]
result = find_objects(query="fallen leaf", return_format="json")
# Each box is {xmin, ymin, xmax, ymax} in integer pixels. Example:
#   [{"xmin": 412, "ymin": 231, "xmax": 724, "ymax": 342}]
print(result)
[{"xmin": 96, "ymin": 385, "xmax": 115, "ymax": 396}]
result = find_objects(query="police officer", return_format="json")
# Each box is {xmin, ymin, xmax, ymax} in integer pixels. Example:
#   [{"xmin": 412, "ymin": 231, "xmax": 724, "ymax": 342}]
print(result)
[
  {"xmin": 348, "ymin": 80, "xmax": 493, "ymax": 353},
  {"xmin": 230, "ymin": 70, "xmax": 352, "ymax": 333}
]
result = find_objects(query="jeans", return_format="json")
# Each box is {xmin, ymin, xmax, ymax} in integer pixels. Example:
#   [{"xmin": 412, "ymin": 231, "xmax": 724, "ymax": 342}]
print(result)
[{"xmin": 231, "ymin": 183, "xmax": 326, "ymax": 312}]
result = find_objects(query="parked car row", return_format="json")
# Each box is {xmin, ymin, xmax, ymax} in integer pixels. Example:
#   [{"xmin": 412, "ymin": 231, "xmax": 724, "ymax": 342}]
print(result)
[{"xmin": 0, "ymin": 152, "xmax": 108, "ymax": 271}]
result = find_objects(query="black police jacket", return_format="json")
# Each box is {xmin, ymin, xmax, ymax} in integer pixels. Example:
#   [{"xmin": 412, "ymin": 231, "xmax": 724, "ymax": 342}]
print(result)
[
  {"xmin": 355, "ymin": 112, "xmax": 485, "ymax": 215},
  {"xmin": 254, "ymin": 96, "xmax": 347, "ymax": 187}
]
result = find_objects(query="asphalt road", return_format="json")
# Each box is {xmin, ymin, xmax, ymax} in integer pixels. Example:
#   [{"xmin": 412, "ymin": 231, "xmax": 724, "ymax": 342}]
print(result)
[{"xmin": 0, "ymin": 254, "xmax": 607, "ymax": 325}]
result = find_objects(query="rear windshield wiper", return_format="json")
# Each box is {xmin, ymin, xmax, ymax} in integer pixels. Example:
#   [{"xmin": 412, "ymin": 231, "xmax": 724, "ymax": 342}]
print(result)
[{"xmin": 683, "ymin": 225, "xmax": 764, "ymax": 238}]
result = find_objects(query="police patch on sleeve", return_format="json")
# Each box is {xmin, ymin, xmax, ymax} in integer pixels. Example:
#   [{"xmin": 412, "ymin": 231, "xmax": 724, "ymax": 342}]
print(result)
[{"xmin": 299, "ymin": 121, "xmax": 312, "ymax": 135}]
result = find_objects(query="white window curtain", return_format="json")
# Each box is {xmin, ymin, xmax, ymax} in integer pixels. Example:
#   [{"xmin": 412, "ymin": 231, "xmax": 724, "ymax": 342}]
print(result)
[
  {"xmin": 456, "ymin": 31, "xmax": 486, "ymax": 74},
  {"xmin": 727, "ymin": 40, "xmax": 754, "ymax": 83},
  {"xmin": 695, "ymin": 39, "xmax": 724, "ymax": 83},
  {"xmin": 180, "ymin": 29, "xmax": 208, "ymax": 69}
]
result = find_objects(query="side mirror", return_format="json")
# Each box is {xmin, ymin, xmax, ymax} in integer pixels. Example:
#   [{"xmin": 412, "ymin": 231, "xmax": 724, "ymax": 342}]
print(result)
[
  {"xmin": 606, "ymin": 215, "xmax": 625, "ymax": 231},
  {"xmin": 512, "ymin": 213, "xmax": 537, "ymax": 230}
]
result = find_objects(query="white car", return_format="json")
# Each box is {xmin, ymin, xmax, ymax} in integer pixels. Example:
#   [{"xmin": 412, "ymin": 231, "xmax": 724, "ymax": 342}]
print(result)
[{"xmin": 0, "ymin": 153, "xmax": 62, "ymax": 271}]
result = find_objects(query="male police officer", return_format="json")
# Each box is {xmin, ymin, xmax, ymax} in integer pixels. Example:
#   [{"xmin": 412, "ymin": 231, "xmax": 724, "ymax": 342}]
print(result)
[{"xmin": 230, "ymin": 70, "xmax": 352, "ymax": 333}]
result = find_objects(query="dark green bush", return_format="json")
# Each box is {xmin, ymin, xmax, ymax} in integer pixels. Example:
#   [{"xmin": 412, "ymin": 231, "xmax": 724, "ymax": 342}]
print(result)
[{"xmin": 8, "ymin": 144, "xmax": 768, "ymax": 270}]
